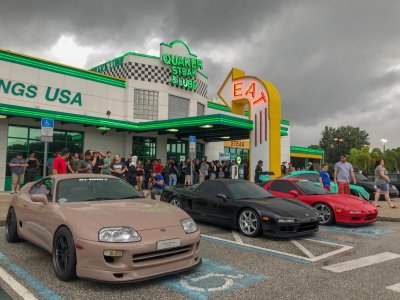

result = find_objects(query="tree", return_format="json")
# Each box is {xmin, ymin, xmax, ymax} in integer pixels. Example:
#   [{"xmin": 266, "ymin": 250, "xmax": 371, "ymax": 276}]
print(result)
[
  {"xmin": 308, "ymin": 145, "xmax": 322, "ymax": 149},
  {"xmin": 319, "ymin": 125, "xmax": 370, "ymax": 163}
]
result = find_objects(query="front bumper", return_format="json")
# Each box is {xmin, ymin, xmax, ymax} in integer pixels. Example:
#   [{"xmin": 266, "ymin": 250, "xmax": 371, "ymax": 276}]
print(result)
[
  {"xmin": 262, "ymin": 218, "xmax": 319, "ymax": 238},
  {"xmin": 74, "ymin": 226, "xmax": 201, "ymax": 282},
  {"xmin": 336, "ymin": 212, "xmax": 378, "ymax": 224}
]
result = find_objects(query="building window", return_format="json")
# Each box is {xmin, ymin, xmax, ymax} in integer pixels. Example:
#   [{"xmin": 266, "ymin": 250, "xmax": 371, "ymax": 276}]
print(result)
[
  {"xmin": 6, "ymin": 125, "xmax": 84, "ymax": 177},
  {"xmin": 223, "ymin": 147, "xmax": 249, "ymax": 162},
  {"xmin": 167, "ymin": 139, "xmax": 187, "ymax": 162},
  {"xmin": 196, "ymin": 143, "xmax": 204, "ymax": 160},
  {"xmin": 132, "ymin": 137, "xmax": 157, "ymax": 162},
  {"xmin": 197, "ymin": 102, "xmax": 205, "ymax": 116},
  {"xmin": 134, "ymin": 89, "xmax": 159, "ymax": 120},
  {"xmin": 168, "ymin": 95, "xmax": 189, "ymax": 119}
]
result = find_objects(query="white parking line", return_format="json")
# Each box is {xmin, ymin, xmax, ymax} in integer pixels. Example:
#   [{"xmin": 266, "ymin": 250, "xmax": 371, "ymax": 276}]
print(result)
[
  {"xmin": 202, "ymin": 234, "xmax": 354, "ymax": 263},
  {"xmin": 0, "ymin": 265, "xmax": 39, "ymax": 300},
  {"xmin": 291, "ymin": 240, "xmax": 314, "ymax": 258},
  {"xmin": 232, "ymin": 231, "xmax": 244, "ymax": 244},
  {"xmin": 386, "ymin": 283, "xmax": 400, "ymax": 293},
  {"xmin": 322, "ymin": 252, "xmax": 400, "ymax": 273}
]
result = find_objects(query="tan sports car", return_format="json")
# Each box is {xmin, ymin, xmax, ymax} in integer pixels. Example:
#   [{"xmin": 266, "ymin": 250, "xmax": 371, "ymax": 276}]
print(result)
[{"xmin": 5, "ymin": 174, "xmax": 201, "ymax": 282}]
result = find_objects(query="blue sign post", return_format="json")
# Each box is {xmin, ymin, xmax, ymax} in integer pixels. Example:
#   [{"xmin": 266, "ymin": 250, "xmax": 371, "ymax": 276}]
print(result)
[
  {"xmin": 41, "ymin": 118, "xmax": 54, "ymax": 177},
  {"xmin": 189, "ymin": 136, "xmax": 196, "ymax": 160}
]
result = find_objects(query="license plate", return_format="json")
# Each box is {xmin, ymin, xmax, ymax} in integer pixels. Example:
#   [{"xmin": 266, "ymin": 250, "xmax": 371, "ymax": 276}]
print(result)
[{"xmin": 157, "ymin": 238, "xmax": 181, "ymax": 250}]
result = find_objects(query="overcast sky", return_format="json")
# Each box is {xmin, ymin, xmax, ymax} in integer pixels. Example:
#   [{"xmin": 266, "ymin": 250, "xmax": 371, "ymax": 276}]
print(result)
[{"xmin": 1, "ymin": 0, "xmax": 399, "ymax": 150}]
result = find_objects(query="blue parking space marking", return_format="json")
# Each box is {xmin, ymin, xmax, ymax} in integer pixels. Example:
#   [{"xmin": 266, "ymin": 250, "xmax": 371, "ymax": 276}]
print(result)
[
  {"xmin": 163, "ymin": 258, "xmax": 266, "ymax": 300},
  {"xmin": 321, "ymin": 226, "xmax": 394, "ymax": 237},
  {"xmin": 0, "ymin": 251, "xmax": 64, "ymax": 300}
]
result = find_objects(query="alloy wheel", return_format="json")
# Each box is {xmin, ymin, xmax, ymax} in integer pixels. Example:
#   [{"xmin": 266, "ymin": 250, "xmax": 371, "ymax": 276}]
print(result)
[
  {"xmin": 170, "ymin": 198, "xmax": 182, "ymax": 208},
  {"xmin": 313, "ymin": 203, "xmax": 332, "ymax": 225},
  {"xmin": 239, "ymin": 210, "xmax": 258, "ymax": 235},
  {"xmin": 54, "ymin": 235, "xmax": 70, "ymax": 274}
]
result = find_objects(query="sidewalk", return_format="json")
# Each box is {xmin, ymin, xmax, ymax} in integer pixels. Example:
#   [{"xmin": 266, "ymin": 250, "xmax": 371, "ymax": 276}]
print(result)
[{"xmin": 0, "ymin": 192, "xmax": 399, "ymax": 225}]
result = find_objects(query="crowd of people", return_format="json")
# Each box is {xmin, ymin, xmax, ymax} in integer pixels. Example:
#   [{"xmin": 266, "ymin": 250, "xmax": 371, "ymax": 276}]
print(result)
[{"xmin": 9, "ymin": 148, "xmax": 250, "ymax": 197}]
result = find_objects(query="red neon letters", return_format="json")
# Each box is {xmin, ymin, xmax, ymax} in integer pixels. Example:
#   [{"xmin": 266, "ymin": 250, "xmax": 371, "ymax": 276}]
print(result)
[{"xmin": 232, "ymin": 80, "xmax": 268, "ymax": 106}]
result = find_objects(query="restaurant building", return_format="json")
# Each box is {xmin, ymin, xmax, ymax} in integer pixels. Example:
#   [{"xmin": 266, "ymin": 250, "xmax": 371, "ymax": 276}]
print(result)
[{"xmin": 0, "ymin": 40, "xmax": 314, "ymax": 191}]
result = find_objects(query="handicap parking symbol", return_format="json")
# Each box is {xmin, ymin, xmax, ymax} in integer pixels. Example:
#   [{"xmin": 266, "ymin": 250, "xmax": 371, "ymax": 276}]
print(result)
[{"xmin": 163, "ymin": 258, "xmax": 266, "ymax": 300}]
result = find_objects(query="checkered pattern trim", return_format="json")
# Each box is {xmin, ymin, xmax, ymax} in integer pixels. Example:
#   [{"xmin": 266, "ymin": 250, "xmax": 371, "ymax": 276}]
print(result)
[{"xmin": 100, "ymin": 62, "xmax": 208, "ymax": 98}]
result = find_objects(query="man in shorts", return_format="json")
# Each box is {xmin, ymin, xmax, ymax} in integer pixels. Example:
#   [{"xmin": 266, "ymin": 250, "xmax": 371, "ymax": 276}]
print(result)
[
  {"xmin": 9, "ymin": 153, "xmax": 28, "ymax": 194},
  {"xmin": 334, "ymin": 155, "xmax": 356, "ymax": 194}
]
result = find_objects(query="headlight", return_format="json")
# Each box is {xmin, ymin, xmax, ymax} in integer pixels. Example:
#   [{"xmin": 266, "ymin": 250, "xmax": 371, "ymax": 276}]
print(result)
[
  {"xmin": 348, "ymin": 210, "xmax": 362, "ymax": 214},
  {"xmin": 99, "ymin": 227, "xmax": 141, "ymax": 243},
  {"xmin": 277, "ymin": 218, "xmax": 296, "ymax": 223},
  {"xmin": 181, "ymin": 218, "xmax": 198, "ymax": 233}
]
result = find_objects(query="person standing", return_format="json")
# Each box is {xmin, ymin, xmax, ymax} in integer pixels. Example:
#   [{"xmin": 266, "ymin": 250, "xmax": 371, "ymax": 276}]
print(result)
[
  {"xmin": 110, "ymin": 154, "xmax": 126, "ymax": 179},
  {"xmin": 136, "ymin": 160, "xmax": 144, "ymax": 190},
  {"xmin": 102, "ymin": 151, "xmax": 112, "ymax": 175},
  {"xmin": 373, "ymin": 159, "xmax": 397, "ymax": 208},
  {"xmin": 26, "ymin": 151, "xmax": 39, "ymax": 182},
  {"xmin": 77, "ymin": 151, "xmax": 93, "ymax": 173},
  {"xmin": 281, "ymin": 162, "xmax": 287, "ymax": 175},
  {"xmin": 319, "ymin": 164, "xmax": 331, "ymax": 191},
  {"xmin": 199, "ymin": 158, "xmax": 209, "ymax": 183},
  {"xmin": 67, "ymin": 153, "xmax": 80, "ymax": 173},
  {"xmin": 334, "ymin": 155, "xmax": 356, "ymax": 194},
  {"xmin": 52, "ymin": 149, "xmax": 70, "ymax": 175},
  {"xmin": 47, "ymin": 152, "xmax": 58, "ymax": 175},
  {"xmin": 307, "ymin": 162, "xmax": 315, "ymax": 171},
  {"xmin": 125, "ymin": 154, "xmax": 136, "ymax": 185},
  {"xmin": 91, "ymin": 151, "xmax": 104, "ymax": 174},
  {"xmin": 153, "ymin": 159, "xmax": 163, "ymax": 174},
  {"xmin": 184, "ymin": 158, "xmax": 192, "ymax": 186},
  {"xmin": 144, "ymin": 159, "xmax": 152, "ymax": 188},
  {"xmin": 167, "ymin": 159, "xmax": 179, "ymax": 186},
  {"xmin": 9, "ymin": 153, "xmax": 28, "ymax": 194},
  {"xmin": 193, "ymin": 159, "xmax": 200, "ymax": 184},
  {"xmin": 254, "ymin": 160, "xmax": 263, "ymax": 183}
]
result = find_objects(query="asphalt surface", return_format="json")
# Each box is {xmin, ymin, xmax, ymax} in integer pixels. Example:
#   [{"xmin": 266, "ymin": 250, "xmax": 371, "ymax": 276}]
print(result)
[{"xmin": 0, "ymin": 221, "xmax": 399, "ymax": 300}]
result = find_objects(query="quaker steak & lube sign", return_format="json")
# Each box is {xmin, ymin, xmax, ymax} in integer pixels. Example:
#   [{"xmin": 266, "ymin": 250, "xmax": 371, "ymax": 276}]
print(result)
[{"xmin": 161, "ymin": 53, "xmax": 203, "ymax": 90}]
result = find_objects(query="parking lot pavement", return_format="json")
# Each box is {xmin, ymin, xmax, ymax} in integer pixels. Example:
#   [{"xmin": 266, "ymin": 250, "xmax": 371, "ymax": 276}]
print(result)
[{"xmin": 0, "ymin": 221, "xmax": 400, "ymax": 300}]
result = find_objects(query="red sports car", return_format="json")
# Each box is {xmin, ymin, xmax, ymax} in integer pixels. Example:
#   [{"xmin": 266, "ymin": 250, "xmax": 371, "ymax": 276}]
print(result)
[{"xmin": 263, "ymin": 178, "xmax": 378, "ymax": 225}]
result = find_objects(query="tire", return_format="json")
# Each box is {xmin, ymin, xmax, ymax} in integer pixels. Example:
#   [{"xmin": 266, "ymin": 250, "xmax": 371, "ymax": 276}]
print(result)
[
  {"xmin": 313, "ymin": 202, "xmax": 334, "ymax": 225},
  {"xmin": 52, "ymin": 227, "xmax": 77, "ymax": 281},
  {"xmin": 169, "ymin": 197, "xmax": 183, "ymax": 208},
  {"xmin": 238, "ymin": 209, "xmax": 261, "ymax": 237},
  {"xmin": 5, "ymin": 208, "xmax": 21, "ymax": 243}
]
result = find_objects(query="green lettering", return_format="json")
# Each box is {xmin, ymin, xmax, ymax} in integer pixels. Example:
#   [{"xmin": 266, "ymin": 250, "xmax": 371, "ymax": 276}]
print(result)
[
  {"xmin": 26, "ymin": 85, "xmax": 37, "ymax": 98},
  {"xmin": 162, "ymin": 53, "xmax": 171, "ymax": 65},
  {"xmin": 70, "ymin": 93, "xmax": 82, "ymax": 106},
  {"xmin": 11, "ymin": 83, "xmax": 25, "ymax": 96},
  {"xmin": 0, "ymin": 79, "xmax": 12, "ymax": 93},
  {"xmin": 187, "ymin": 80, "xmax": 193, "ymax": 89},
  {"xmin": 197, "ymin": 59, "xmax": 203, "ymax": 69},
  {"xmin": 59, "ymin": 89, "xmax": 71, "ymax": 104},
  {"xmin": 193, "ymin": 81, "xmax": 197, "ymax": 90},
  {"xmin": 45, "ymin": 87, "xmax": 59, "ymax": 102},
  {"xmin": 171, "ymin": 55, "xmax": 179, "ymax": 66},
  {"xmin": 182, "ymin": 68, "xmax": 187, "ymax": 76},
  {"xmin": 178, "ymin": 56, "xmax": 184, "ymax": 67},
  {"xmin": 172, "ymin": 66, "xmax": 178, "ymax": 75},
  {"xmin": 191, "ymin": 58, "xmax": 197, "ymax": 68},
  {"xmin": 171, "ymin": 75, "xmax": 178, "ymax": 85},
  {"xmin": 184, "ymin": 57, "xmax": 191, "ymax": 68}
]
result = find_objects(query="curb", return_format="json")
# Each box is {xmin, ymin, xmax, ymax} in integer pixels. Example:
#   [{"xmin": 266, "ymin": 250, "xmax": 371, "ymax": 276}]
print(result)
[{"xmin": 377, "ymin": 216, "xmax": 400, "ymax": 223}]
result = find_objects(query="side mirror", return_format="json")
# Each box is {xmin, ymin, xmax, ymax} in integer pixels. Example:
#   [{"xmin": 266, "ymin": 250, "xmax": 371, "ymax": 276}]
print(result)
[
  {"xmin": 216, "ymin": 193, "xmax": 228, "ymax": 202},
  {"xmin": 31, "ymin": 194, "xmax": 49, "ymax": 204},
  {"xmin": 289, "ymin": 190, "xmax": 299, "ymax": 197}
]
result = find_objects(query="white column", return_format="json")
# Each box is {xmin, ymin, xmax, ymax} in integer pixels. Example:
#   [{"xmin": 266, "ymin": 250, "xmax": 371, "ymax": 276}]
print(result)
[{"xmin": 0, "ymin": 119, "xmax": 9, "ymax": 191}]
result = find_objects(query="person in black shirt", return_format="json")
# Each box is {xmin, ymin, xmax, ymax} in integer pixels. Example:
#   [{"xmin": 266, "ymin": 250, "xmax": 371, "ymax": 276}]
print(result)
[
  {"xmin": 144, "ymin": 159, "xmax": 152, "ymax": 189},
  {"xmin": 91, "ymin": 152, "xmax": 104, "ymax": 174},
  {"xmin": 193, "ymin": 159, "xmax": 200, "ymax": 184},
  {"xmin": 254, "ymin": 160, "xmax": 263, "ymax": 183},
  {"xmin": 125, "ymin": 154, "xmax": 137, "ymax": 186},
  {"xmin": 168, "ymin": 159, "xmax": 179, "ymax": 186}
]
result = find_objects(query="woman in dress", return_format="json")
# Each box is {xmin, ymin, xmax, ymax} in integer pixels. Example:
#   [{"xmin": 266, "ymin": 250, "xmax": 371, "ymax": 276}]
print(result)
[{"xmin": 26, "ymin": 151, "xmax": 39, "ymax": 182}]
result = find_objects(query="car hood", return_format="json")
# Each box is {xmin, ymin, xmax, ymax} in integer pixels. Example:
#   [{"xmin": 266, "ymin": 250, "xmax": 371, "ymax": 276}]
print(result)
[
  {"xmin": 241, "ymin": 198, "xmax": 317, "ymax": 218},
  {"xmin": 306, "ymin": 194, "xmax": 375, "ymax": 210},
  {"xmin": 59, "ymin": 199, "xmax": 188, "ymax": 230}
]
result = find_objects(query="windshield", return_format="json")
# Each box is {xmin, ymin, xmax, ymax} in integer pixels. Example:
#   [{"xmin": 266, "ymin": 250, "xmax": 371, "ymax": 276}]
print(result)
[
  {"xmin": 296, "ymin": 180, "xmax": 329, "ymax": 195},
  {"xmin": 56, "ymin": 177, "xmax": 144, "ymax": 202},
  {"xmin": 355, "ymin": 173, "xmax": 368, "ymax": 181},
  {"xmin": 227, "ymin": 181, "xmax": 274, "ymax": 200}
]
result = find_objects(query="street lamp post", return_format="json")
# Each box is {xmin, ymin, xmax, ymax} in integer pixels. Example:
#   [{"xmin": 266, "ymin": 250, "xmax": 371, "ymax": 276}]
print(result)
[
  {"xmin": 334, "ymin": 137, "xmax": 344, "ymax": 155},
  {"xmin": 380, "ymin": 138, "xmax": 388, "ymax": 152}
]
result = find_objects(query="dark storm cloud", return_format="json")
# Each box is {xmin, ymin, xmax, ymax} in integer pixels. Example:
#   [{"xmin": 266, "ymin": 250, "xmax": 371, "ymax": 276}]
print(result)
[{"xmin": 1, "ymin": 0, "xmax": 399, "ymax": 148}]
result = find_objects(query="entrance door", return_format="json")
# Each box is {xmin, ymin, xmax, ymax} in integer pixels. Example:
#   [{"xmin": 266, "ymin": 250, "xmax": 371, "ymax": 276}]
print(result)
[{"xmin": 167, "ymin": 139, "xmax": 187, "ymax": 163}]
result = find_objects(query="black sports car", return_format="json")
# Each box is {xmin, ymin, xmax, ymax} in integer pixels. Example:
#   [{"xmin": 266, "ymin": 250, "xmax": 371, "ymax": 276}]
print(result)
[
  {"xmin": 160, "ymin": 179, "xmax": 320, "ymax": 238},
  {"xmin": 355, "ymin": 173, "xmax": 399, "ymax": 200}
]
